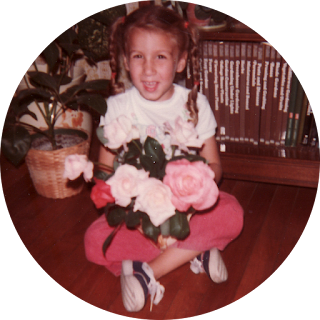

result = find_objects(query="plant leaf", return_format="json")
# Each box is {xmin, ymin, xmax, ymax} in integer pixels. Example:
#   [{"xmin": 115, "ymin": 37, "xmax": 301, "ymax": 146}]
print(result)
[
  {"xmin": 102, "ymin": 232, "xmax": 114, "ymax": 255},
  {"xmin": 74, "ymin": 94, "xmax": 107, "ymax": 115},
  {"xmin": 102, "ymin": 223, "xmax": 122, "ymax": 256},
  {"xmin": 141, "ymin": 213, "xmax": 160, "ymax": 242},
  {"xmin": 140, "ymin": 136, "xmax": 166, "ymax": 178},
  {"xmin": 96, "ymin": 126, "xmax": 108, "ymax": 145},
  {"xmin": 169, "ymin": 211, "xmax": 190, "ymax": 240},
  {"xmin": 28, "ymin": 71, "xmax": 59, "ymax": 93},
  {"xmin": 125, "ymin": 209, "xmax": 141, "ymax": 228},
  {"xmin": 41, "ymin": 41, "xmax": 60, "ymax": 72},
  {"xmin": 106, "ymin": 205, "xmax": 126, "ymax": 226},
  {"xmin": 1, "ymin": 126, "xmax": 31, "ymax": 166}
]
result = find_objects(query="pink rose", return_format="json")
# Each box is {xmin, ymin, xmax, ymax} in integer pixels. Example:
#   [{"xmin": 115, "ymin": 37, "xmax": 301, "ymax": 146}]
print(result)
[
  {"xmin": 164, "ymin": 116, "xmax": 204, "ymax": 152},
  {"xmin": 107, "ymin": 164, "xmax": 149, "ymax": 207},
  {"xmin": 163, "ymin": 159, "xmax": 219, "ymax": 212},
  {"xmin": 63, "ymin": 154, "xmax": 94, "ymax": 182},
  {"xmin": 103, "ymin": 115, "xmax": 139, "ymax": 150},
  {"xmin": 90, "ymin": 178, "xmax": 115, "ymax": 209},
  {"xmin": 134, "ymin": 178, "xmax": 176, "ymax": 227}
]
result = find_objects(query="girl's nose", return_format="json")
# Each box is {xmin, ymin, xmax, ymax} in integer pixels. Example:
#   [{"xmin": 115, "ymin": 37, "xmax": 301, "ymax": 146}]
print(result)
[{"xmin": 143, "ymin": 59, "xmax": 156, "ymax": 75}]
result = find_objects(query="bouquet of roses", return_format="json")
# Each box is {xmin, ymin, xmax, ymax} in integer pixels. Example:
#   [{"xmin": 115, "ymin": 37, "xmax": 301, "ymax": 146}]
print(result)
[{"xmin": 64, "ymin": 114, "xmax": 219, "ymax": 254}]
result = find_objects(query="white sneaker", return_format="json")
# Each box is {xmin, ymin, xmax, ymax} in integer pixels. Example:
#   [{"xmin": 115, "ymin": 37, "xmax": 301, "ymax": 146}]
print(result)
[
  {"xmin": 190, "ymin": 247, "xmax": 228, "ymax": 283},
  {"xmin": 121, "ymin": 260, "xmax": 165, "ymax": 312}
]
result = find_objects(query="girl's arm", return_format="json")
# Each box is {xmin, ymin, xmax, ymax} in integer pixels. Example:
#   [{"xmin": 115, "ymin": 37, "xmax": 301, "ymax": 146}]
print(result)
[
  {"xmin": 199, "ymin": 135, "xmax": 223, "ymax": 184},
  {"xmin": 98, "ymin": 145, "xmax": 116, "ymax": 173}
]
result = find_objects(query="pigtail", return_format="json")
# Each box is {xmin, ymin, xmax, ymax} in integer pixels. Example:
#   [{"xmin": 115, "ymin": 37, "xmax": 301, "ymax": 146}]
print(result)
[
  {"xmin": 185, "ymin": 23, "xmax": 200, "ymax": 127},
  {"xmin": 109, "ymin": 16, "xmax": 126, "ymax": 95}
]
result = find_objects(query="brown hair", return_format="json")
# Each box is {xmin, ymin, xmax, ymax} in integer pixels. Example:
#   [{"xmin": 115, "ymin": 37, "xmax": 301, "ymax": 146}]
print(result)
[{"xmin": 109, "ymin": 4, "xmax": 200, "ymax": 125}]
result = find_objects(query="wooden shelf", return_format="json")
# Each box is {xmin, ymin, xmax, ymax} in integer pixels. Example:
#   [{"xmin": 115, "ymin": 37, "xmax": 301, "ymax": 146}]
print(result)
[
  {"xmin": 199, "ymin": 30, "xmax": 265, "ymax": 42},
  {"xmin": 219, "ymin": 143, "xmax": 319, "ymax": 188}
]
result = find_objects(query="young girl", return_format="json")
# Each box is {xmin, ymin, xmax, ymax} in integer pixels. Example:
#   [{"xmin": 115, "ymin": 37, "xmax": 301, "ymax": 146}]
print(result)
[{"xmin": 84, "ymin": 4, "xmax": 243, "ymax": 312}]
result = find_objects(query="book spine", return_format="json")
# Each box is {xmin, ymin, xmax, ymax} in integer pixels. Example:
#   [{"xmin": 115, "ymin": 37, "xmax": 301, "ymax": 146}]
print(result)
[
  {"xmin": 245, "ymin": 42, "xmax": 252, "ymax": 143},
  {"xmin": 218, "ymin": 42, "xmax": 226, "ymax": 142},
  {"xmin": 271, "ymin": 50, "xmax": 282, "ymax": 145},
  {"xmin": 296, "ymin": 92, "xmax": 309, "ymax": 145},
  {"xmin": 265, "ymin": 45, "xmax": 276, "ymax": 145},
  {"xmin": 234, "ymin": 42, "xmax": 241, "ymax": 143},
  {"xmin": 253, "ymin": 44, "xmax": 263, "ymax": 145},
  {"xmin": 285, "ymin": 71, "xmax": 298, "ymax": 146},
  {"xmin": 239, "ymin": 42, "xmax": 246, "ymax": 143},
  {"xmin": 203, "ymin": 41, "xmax": 210, "ymax": 101},
  {"xmin": 198, "ymin": 41, "xmax": 204, "ymax": 94},
  {"xmin": 301, "ymin": 102, "xmax": 312, "ymax": 145},
  {"xmin": 259, "ymin": 43, "xmax": 270, "ymax": 145},
  {"xmin": 229, "ymin": 42, "xmax": 236, "ymax": 142},
  {"xmin": 249, "ymin": 43, "xmax": 258, "ymax": 145},
  {"xmin": 309, "ymin": 110, "xmax": 319, "ymax": 147},
  {"xmin": 279, "ymin": 59, "xmax": 290, "ymax": 145},
  {"xmin": 224, "ymin": 42, "xmax": 230, "ymax": 141},
  {"xmin": 291, "ymin": 78, "xmax": 305, "ymax": 146},
  {"xmin": 211, "ymin": 42, "xmax": 220, "ymax": 141}
]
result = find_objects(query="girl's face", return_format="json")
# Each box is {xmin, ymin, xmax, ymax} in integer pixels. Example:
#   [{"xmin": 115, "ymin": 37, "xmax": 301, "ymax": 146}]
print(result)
[{"xmin": 124, "ymin": 28, "xmax": 187, "ymax": 102}]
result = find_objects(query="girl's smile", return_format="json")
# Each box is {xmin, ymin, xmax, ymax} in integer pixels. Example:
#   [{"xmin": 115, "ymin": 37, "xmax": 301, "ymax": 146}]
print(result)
[{"xmin": 124, "ymin": 28, "xmax": 187, "ymax": 102}]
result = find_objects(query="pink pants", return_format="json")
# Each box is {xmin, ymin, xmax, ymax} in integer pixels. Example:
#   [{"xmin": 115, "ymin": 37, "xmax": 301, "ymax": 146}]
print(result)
[{"xmin": 84, "ymin": 191, "xmax": 243, "ymax": 276}]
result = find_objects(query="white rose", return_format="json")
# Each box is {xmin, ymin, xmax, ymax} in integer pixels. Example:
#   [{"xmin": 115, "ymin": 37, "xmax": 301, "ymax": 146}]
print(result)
[
  {"xmin": 103, "ymin": 115, "xmax": 139, "ymax": 150},
  {"xmin": 107, "ymin": 164, "xmax": 149, "ymax": 207},
  {"xmin": 63, "ymin": 154, "xmax": 93, "ymax": 182},
  {"xmin": 164, "ymin": 116, "xmax": 204, "ymax": 152},
  {"xmin": 134, "ymin": 178, "xmax": 176, "ymax": 227}
]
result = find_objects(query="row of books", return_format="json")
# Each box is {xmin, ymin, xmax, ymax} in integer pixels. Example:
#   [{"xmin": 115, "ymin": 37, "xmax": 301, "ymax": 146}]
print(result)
[{"xmin": 186, "ymin": 40, "xmax": 318, "ymax": 149}]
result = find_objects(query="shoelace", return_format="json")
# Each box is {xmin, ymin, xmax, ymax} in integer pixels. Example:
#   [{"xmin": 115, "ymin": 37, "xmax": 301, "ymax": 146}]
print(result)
[
  {"xmin": 142, "ymin": 262, "xmax": 165, "ymax": 311},
  {"xmin": 190, "ymin": 256, "xmax": 204, "ymax": 274}
]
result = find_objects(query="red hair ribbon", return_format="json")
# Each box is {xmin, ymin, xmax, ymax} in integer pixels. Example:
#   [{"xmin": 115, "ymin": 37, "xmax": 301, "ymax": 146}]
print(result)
[
  {"xmin": 121, "ymin": 16, "xmax": 125, "ymax": 24},
  {"xmin": 184, "ymin": 21, "xmax": 189, "ymax": 29},
  {"xmin": 111, "ymin": 72, "xmax": 117, "ymax": 80},
  {"xmin": 194, "ymin": 81, "xmax": 200, "ymax": 86}
]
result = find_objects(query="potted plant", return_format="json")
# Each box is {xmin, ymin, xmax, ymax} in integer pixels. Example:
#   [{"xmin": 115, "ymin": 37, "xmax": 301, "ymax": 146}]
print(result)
[{"xmin": 1, "ymin": 27, "xmax": 109, "ymax": 199}]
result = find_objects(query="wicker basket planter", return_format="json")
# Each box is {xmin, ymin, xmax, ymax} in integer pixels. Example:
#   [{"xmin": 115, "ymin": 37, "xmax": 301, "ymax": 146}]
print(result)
[{"xmin": 25, "ymin": 129, "xmax": 90, "ymax": 199}]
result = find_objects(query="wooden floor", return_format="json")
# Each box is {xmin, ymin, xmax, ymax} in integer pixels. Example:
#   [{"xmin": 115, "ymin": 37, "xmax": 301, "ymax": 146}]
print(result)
[{"xmin": 1, "ymin": 149, "xmax": 318, "ymax": 319}]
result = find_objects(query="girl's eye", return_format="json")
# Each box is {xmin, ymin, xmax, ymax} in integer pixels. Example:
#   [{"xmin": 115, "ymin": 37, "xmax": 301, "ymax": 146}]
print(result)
[
  {"xmin": 132, "ymin": 54, "xmax": 143, "ymax": 59},
  {"xmin": 157, "ymin": 55, "xmax": 166, "ymax": 59}
]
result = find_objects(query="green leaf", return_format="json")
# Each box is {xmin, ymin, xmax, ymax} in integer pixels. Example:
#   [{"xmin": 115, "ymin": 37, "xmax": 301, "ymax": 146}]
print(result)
[
  {"xmin": 124, "ymin": 139, "xmax": 142, "ymax": 162},
  {"xmin": 160, "ymin": 219, "xmax": 170, "ymax": 236},
  {"xmin": 125, "ymin": 210, "xmax": 141, "ymax": 228},
  {"xmin": 77, "ymin": 79, "xmax": 110, "ymax": 91},
  {"xmin": 57, "ymin": 28, "xmax": 78, "ymax": 45},
  {"xmin": 74, "ymin": 94, "xmax": 107, "ymax": 115},
  {"xmin": 106, "ymin": 205, "xmax": 126, "ymax": 226},
  {"xmin": 11, "ymin": 88, "xmax": 52, "ymax": 116},
  {"xmin": 169, "ymin": 211, "xmax": 190, "ymax": 240},
  {"xmin": 102, "ymin": 222, "xmax": 122, "ymax": 255},
  {"xmin": 102, "ymin": 232, "xmax": 114, "ymax": 255},
  {"xmin": 96, "ymin": 126, "xmax": 108, "ymax": 146},
  {"xmin": 93, "ymin": 170, "xmax": 111, "ymax": 181},
  {"xmin": 28, "ymin": 71, "xmax": 59, "ymax": 93},
  {"xmin": 144, "ymin": 136, "xmax": 165, "ymax": 164},
  {"xmin": 141, "ymin": 213, "xmax": 160, "ymax": 243},
  {"xmin": 140, "ymin": 136, "xmax": 166, "ymax": 178},
  {"xmin": 1, "ymin": 126, "xmax": 31, "ymax": 166},
  {"xmin": 41, "ymin": 41, "xmax": 60, "ymax": 72}
]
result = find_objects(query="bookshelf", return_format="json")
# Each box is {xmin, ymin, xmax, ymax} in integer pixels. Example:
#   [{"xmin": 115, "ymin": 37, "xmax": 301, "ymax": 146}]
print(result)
[
  {"xmin": 75, "ymin": 9, "xmax": 318, "ymax": 189},
  {"xmin": 197, "ymin": 28, "xmax": 319, "ymax": 188}
]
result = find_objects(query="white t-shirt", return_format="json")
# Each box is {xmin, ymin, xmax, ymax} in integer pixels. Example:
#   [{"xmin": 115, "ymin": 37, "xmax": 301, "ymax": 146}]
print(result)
[{"xmin": 101, "ymin": 84, "xmax": 217, "ymax": 157}]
